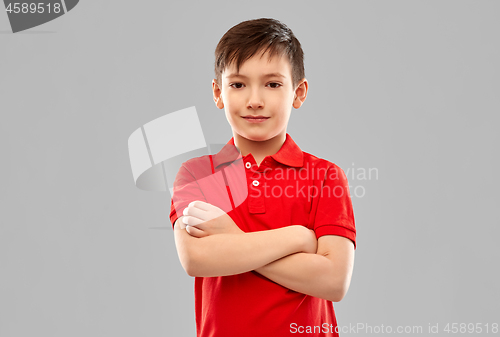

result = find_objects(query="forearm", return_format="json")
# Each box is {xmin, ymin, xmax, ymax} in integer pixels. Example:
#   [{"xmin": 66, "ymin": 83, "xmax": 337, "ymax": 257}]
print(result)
[
  {"xmin": 174, "ymin": 217, "xmax": 306, "ymax": 277},
  {"xmin": 254, "ymin": 252, "xmax": 345, "ymax": 302}
]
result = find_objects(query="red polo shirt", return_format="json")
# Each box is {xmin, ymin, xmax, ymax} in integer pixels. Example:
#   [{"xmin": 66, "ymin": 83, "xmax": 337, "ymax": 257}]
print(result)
[{"xmin": 170, "ymin": 133, "xmax": 356, "ymax": 337}]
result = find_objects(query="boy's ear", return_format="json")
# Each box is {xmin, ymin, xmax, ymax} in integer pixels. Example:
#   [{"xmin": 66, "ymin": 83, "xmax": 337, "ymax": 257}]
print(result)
[
  {"xmin": 212, "ymin": 79, "xmax": 224, "ymax": 109},
  {"xmin": 292, "ymin": 78, "xmax": 308, "ymax": 109}
]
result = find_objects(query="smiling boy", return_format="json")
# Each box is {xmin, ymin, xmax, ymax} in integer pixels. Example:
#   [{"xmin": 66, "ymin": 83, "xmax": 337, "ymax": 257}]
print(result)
[{"xmin": 170, "ymin": 18, "xmax": 356, "ymax": 337}]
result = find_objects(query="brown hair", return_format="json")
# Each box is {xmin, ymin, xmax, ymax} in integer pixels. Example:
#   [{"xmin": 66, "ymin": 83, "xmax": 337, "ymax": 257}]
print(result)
[{"xmin": 214, "ymin": 18, "xmax": 305, "ymax": 90}]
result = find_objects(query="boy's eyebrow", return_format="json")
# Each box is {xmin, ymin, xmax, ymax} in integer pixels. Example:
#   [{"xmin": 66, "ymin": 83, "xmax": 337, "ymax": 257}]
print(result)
[{"xmin": 225, "ymin": 72, "xmax": 286, "ymax": 79}]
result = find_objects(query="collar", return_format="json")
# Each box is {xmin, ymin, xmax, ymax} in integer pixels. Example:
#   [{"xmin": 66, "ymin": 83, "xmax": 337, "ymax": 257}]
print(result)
[{"xmin": 212, "ymin": 133, "xmax": 304, "ymax": 168}]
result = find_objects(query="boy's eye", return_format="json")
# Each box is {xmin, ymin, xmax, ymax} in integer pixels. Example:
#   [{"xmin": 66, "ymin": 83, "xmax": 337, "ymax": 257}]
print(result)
[
  {"xmin": 268, "ymin": 82, "xmax": 282, "ymax": 88},
  {"xmin": 229, "ymin": 82, "xmax": 282, "ymax": 89}
]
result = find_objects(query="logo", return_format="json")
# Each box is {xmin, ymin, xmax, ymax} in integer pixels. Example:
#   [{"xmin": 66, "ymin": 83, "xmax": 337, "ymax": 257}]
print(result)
[
  {"xmin": 3, "ymin": 0, "xmax": 79, "ymax": 33},
  {"xmin": 127, "ymin": 106, "xmax": 248, "ymax": 220}
]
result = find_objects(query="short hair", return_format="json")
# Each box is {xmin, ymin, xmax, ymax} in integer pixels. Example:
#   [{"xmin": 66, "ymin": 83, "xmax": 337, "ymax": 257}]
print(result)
[{"xmin": 214, "ymin": 18, "xmax": 305, "ymax": 90}]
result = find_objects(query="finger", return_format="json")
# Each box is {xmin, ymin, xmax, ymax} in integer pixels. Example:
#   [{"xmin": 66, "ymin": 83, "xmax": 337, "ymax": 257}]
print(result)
[
  {"xmin": 189, "ymin": 200, "xmax": 211, "ymax": 211},
  {"xmin": 182, "ymin": 215, "xmax": 204, "ymax": 227},
  {"xmin": 191, "ymin": 201, "xmax": 228, "ymax": 220},
  {"xmin": 195, "ymin": 201, "xmax": 224, "ymax": 215},
  {"xmin": 184, "ymin": 206, "xmax": 208, "ymax": 221},
  {"xmin": 187, "ymin": 219, "xmax": 214, "ymax": 232},
  {"xmin": 191, "ymin": 201, "xmax": 226, "ymax": 218},
  {"xmin": 185, "ymin": 224, "xmax": 207, "ymax": 238},
  {"xmin": 175, "ymin": 216, "xmax": 187, "ymax": 230}
]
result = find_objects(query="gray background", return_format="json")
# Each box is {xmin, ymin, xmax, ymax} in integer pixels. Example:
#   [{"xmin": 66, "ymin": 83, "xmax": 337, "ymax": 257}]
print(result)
[{"xmin": 1, "ymin": 1, "xmax": 499, "ymax": 336}]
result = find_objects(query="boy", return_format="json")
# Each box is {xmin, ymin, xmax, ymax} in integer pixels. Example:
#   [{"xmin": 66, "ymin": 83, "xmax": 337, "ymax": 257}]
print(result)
[{"xmin": 170, "ymin": 18, "xmax": 356, "ymax": 337}]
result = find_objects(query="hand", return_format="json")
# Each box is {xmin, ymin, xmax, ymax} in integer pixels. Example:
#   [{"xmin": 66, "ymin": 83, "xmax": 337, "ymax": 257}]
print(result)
[{"xmin": 182, "ymin": 200, "xmax": 244, "ymax": 238}]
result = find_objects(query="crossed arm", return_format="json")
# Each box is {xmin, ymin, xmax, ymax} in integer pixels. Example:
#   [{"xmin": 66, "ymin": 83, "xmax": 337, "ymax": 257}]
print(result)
[{"xmin": 172, "ymin": 201, "xmax": 355, "ymax": 302}]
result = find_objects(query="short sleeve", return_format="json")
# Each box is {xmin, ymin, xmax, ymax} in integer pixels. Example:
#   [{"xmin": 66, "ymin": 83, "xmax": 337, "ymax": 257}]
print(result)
[
  {"xmin": 314, "ymin": 164, "xmax": 356, "ymax": 249},
  {"xmin": 169, "ymin": 163, "xmax": 207, "ymax": 229}
]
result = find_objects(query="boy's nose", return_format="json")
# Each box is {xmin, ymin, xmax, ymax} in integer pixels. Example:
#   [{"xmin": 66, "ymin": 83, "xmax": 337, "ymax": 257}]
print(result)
[{"xmin": 247, "ymin": 90, "xmax": 264, "ymax": 110}]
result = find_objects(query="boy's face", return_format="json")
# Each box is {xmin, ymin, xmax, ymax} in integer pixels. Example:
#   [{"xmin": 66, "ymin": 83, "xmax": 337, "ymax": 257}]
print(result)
[{"xmin": 213, "ymin": 50, "xmax": 307, "ymax": 143}]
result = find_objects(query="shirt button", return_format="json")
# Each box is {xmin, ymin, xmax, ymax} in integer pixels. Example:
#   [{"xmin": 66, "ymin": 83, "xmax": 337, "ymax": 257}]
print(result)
[
  {"xmin": 245, "ymin": 162, "xmax": 252, "ymax": 169},
  {"xmin": 252, "ymin": 180, "xmax": 259, "ymax": 187}
]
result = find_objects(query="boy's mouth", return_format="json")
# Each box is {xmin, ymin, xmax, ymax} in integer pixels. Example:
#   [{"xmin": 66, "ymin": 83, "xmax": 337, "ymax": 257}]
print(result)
[{"xmin": 242, "ymin": 116, "xmax": 270, "ymax": 123}]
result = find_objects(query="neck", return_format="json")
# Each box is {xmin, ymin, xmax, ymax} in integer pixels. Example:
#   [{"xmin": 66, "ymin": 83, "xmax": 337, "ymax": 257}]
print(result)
[{"xmin": 233, "ymin": 131, "xmax": 286, "ymax": 161}]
